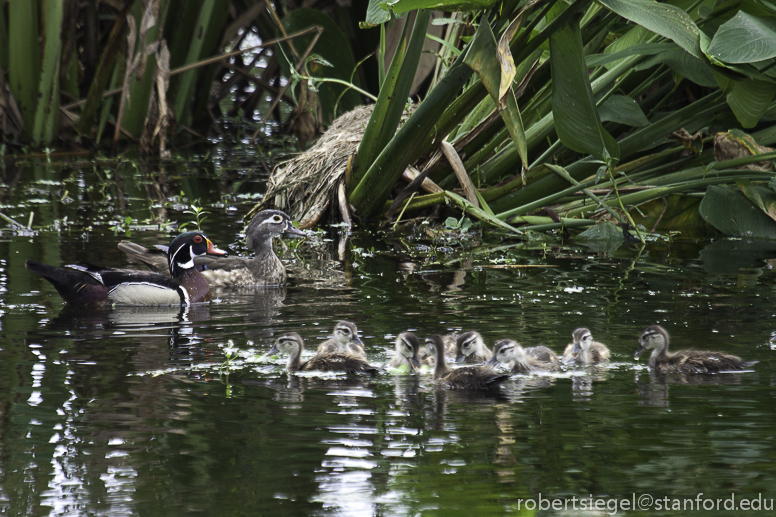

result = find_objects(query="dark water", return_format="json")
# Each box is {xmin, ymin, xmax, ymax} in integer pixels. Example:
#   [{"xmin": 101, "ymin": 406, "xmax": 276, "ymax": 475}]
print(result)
[{"xmin": 1, "ymin": 155, "xmax": 775, "ymax": 516}]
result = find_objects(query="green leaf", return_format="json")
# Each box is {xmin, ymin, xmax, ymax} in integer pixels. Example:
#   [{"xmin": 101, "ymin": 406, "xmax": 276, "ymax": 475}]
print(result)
[
  {"xmin": 550, "ymin": 22, "xmax": 620, "ymax": 163},
  {"xmin": 707, "ymin": 11, "xmax": 776, "ymax": 64},
  {"xmin": 598, "ymin": 0, "xmax": 703, "ymax": 60},
  {"xmin": 380, "ymin": 0, "xmax": 501, "ymax": 17},
  {"xmin": 635, "ymin": 49, "xmax": 716, "ymax": 87},
  {"xmin": 699, "ymin": 185, "xmax": 776, "ymax": 238},
  {"xmin": 736, "ymin": 180, "xmax": 776, "ymax": 223},
  {"xmin": 716, "ymin": 73, "xmax": 776, "ymax": 128},
  {"xmin": 586, "ymin": 42, "xmax": 677, "ymax": 68},
  {"xmin": 598, "ymin": 95, "xmax": 650, "ymax": 127},
  {"xmin": 464, "ymin": 21, "xmax": 528, "ymax": 168},
  {"xmin": 575, "ymin": 221, "xmax": 624, "ymax": 253},
  {"xmin": 365, "ymin": 0, "xmax": 391, "ymax": 26}
]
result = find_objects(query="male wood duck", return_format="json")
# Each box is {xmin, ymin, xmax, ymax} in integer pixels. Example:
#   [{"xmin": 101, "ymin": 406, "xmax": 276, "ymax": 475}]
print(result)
[
  {"xmin": 26, "ymin": 231, "xmax": 226, "ymax": 305},
  {"xmin": 269, "ymin": 332, "xmax": 378, "ymax": 375},
  {"xmin": 561, "ymin": 328, "xmax": 610, "ymax": 366},
  {"xmin": 388, "ymin": 332, "xmax": 422, "ymax": 372},
  {"xmin": 634, "ymin": 325, "xmax": 757, "ymax": 374},
  {"xmin": 455, "ymin": 331, "xmax": 493, "ymax": 364},
  {"xmin": 316, "ymin": 321, "xmax": 366, "ymax": 360},
  {"xmin": 426, "ymin": 334, "xmax": 509, "ymax": 390},
  {"xmin": 487, "ymin": 339, "xmax": 560, "ymax": 374},
  {"xmin": 118, "ymin": 209, "xmax": 305, "ymax": 287}
]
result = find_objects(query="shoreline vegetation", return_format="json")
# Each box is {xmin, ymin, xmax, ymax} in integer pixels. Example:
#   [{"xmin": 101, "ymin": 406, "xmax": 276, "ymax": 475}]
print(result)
[{"xmin": 2, "ymin": 1, "xmax": 776, "ymax": 241}]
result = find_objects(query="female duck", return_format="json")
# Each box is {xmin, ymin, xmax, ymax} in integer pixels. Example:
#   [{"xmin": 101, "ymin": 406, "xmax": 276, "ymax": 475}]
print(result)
[
  {"xmin": 270, "ymin": 332, "xmax": 377, "ymax": 375},
  {"xmin": 316, "ymin": 321, "xmax": 366, "ymax": 360},
  {"xmin": 634, "ymin": 325, "xmax": 757, "ymax": 374},
  {"xmin": 561, "ymin": 328, "xmax": 610, "ymax": 366},
  {"xmin": 388, "ymin": 332, "xmax": 422, "ymax": 372},
  {"xmin": 455, "ymin": 331, "xmax": 493, "ymax": 364},
  {"xmin": 487, "ymin": 339, "xmax": 560, "ymax": 374},
  {"xmin": 119, "ymin": 209, "xmax": 305, "ymax": 287},
  {"xmin": 26, "ymin": 231, "xmax": 226, "ymax": 305},
  {"xmin": 426, "ymin": 334, "xmax": 509, "ymax": 390}
]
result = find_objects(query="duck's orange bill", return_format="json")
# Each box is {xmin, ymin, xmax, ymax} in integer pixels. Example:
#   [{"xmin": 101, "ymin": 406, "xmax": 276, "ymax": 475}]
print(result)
[{"xmin": 206, "ymin": 239, "xmax": 228, "ymax": 256}]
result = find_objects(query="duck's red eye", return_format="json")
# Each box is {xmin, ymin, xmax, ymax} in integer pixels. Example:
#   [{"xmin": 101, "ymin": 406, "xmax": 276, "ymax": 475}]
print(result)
[{"xmin": 194, "ymin": 235, "xmax": 203, "ymax": 243}]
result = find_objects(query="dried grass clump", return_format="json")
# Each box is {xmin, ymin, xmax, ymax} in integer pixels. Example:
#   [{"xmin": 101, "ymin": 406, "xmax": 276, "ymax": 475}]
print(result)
[{"xmin": 251, "ymin": 105, "xmax": 374, "ymax": 228}]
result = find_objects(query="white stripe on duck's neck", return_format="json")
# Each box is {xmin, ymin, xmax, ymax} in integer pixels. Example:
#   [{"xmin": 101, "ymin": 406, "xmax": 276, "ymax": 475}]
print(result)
[{"xmin": 169, "ymin": 244, "xmax": 195, "ymax": 274}]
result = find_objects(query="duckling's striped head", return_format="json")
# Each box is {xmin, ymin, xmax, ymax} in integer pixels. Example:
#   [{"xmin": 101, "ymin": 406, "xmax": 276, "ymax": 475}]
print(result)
[
  {"xmin": 332, "ymin": 321, "xmax": 362, "ymax": 345},
  {"xmin": 635, "ymin": 325, "xmax": 669, "ymax": 360}
]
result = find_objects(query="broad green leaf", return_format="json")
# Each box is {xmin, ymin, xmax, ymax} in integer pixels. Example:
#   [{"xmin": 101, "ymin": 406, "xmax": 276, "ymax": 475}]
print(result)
[
  {"xmin": 575, "ymin": 221, "xmax": 624, "ymax": 253},
  {"xmin": 599, "ymin": 25, "xmax": 653, "ymax": 69},
  {"xmin": 550, "ymin": 22, "xmax": 620, "ymax": 162},
  {"xmin": 736, "ymin": 180, "xmax": 776, "ymax": 223},
  {"xmin": 380, "ymin": 0, "xmax": 500, "ymax": 16},
  {"xmin": 464, "ymin": 21, "xmax": 528, "ymax": 168},
  {"xmin": 718, "ymin": 73, "xmax": 776, "ymax": 128},
  {"xmin": 587, "ymin": 42, "xmax": 677, "ymax": 67},
  {"xmin": 635, "ymin": 49, "xmax": 716, "ymax": 87},
  {"xmin": 365, "ymin": 0, "xmax": 391, "ymax": 26},
  {"xmin": 598, "ymin": 0, "xmax": 703, "ymax": 59},
  {"xmin": 631, "ymin": 195, "xmax": 713, "ymax": 235},
  {"xmin": 699, "ymin": 185, "xmax": 776, "ymax": 238},
  {"xmin": 707, "ymin": 11, "xmax": 776, "ymax": 64},
  {"xmin": 598, "ymin": 95, "xmax": 650, "ymax": 127}
]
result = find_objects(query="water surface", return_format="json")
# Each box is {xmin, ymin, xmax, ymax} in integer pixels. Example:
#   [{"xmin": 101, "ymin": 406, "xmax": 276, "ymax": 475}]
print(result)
[{"xmin": 1, "ymin": 155, "xmax": 774, "ymax": 516}]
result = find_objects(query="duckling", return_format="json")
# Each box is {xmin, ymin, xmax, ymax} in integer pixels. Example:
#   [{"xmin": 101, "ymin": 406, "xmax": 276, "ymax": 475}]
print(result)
[
  {"xmin": 561, "ymin": 328, "xmax": 610, "ymax": 366},
  {"xmin": 417, "ymin": 331, "xmax": 457, "ymax": 366},
  {"xmin": 316, "ymin": 321, "xmax": 366, "ymax": 360},
  {"xmin": 455, "ymin": 331, "xmax": 493, "ymax": 364},
  {"xmin": 388, "ymin": 332, "xmax": 422, "ymax": 372},
  {"xmin": 425, "ymin": 334, "xmax": 509, "ymax": 390},
  {"xmin": 634, "ymin": 325, "xmax": 757, "ymax": 374},
  {"xmin": 487, "ymin": 339, "xmax": 560, "ymax": 374},
  {"xmin": 269, "ymin": 332, "xmax": 377, "ymax": 375}
]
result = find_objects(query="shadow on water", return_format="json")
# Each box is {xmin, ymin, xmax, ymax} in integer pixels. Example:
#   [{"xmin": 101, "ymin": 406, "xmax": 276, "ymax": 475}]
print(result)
[{"xmin": 2, "ymin": 157, "xmax": 776, "ymax": 515}]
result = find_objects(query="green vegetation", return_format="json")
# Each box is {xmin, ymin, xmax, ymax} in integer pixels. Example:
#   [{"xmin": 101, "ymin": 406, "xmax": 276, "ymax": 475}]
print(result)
[{"xmin": 348, "ymin": 0, "xmax": 776, "ymax": 240}]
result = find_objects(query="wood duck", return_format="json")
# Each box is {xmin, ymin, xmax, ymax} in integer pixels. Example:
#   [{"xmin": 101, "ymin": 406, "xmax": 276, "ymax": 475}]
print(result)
[
  {"xmin": 26, "ymin": 231, "xmax": 226, "ymax": 305},
  {"xmin": 316, "ymin": 321, "xmax": 366, "ymax": 360},
  {"xmin": 561, "ymin": 328, "xmax": 610, "ymax": 366},
  {"xmin": 426, "ymin": 334, "xmax": 510, "ymax": 390},
  {"xmin": 269, "ymin": 332, "xmax": 378, "ymax": 375},
  {"xmin": 455, "ymin": 331, "xmax": 493, "ymax": 364},
  {"xmin": 118, "ymin": 209, "xmax": 305, "ymax": 287},
  {"xmin": 487, "ymin": 339, "xmax": 560, "ymax": 374},
  {"xmin": 388, "ymin": 332, "xmax": 422, "ymax": 372},
  {"xmin": 635, "ymin": 325, "xmax": 757, "ymax": 374}
]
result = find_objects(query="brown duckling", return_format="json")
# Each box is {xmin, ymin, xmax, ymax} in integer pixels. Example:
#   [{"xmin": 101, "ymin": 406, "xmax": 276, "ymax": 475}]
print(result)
[
  {"xmin": 455, "ymin": 331, "xmax": 493, "ymax": 364},
  {"xmin": 426, "ymin": 334, "xmax": 510, "ymax": 390},
  {"xmin": 316, "ymin": 321, "xmax": 366, "ymax": 360},
  {"xmin": 561, "ymin": 328, "xmax": 610, "ymax": 366},
  {"xmin": 634, "ymin": 325, "xmax": 757, "ymax": 374},
  {"xmin": 487, "ymin": 339, "xmax": 560, "ymax": 374},
  {"xmin": 417, "ymin": 331, "xmax": 457, "ymax": 366},
  {"xmin": 388, "ymin": 332, "xmax": 422, "ymax": 372},
  {"xmin": 269, "ymin": 332, "xmax": 377, "ymax": 375},
  {"xmin": 118, "ymin": 209, "xmax": 305, "ymax": 287}
]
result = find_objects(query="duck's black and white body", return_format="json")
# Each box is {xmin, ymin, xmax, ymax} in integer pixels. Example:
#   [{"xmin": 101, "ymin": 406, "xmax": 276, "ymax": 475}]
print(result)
[
  {"xmin": 316, "ymin": 321, "xmax": 366, "ymax": 360},
  {"xmin": 118, "ymin": 210, "xmax": 305, "ymax": 287},
  {"xmin": 488, "ymin": 339, "xmax": 560, "ymax": 374},
  {"xmin": 26, "ymin": 232, "xmax": 226, "ymax": 305},
  {"xmin": 455, "ymin": 331, "xmax": 493, "ymax": 364},
  {"xmin": 635, "ymin": 325, "xmax": 757, "ymax": 374},
  {"xmin": 561, "ymin": 328, "xmax": 610, "ymax": 366},
  {"xmin": 270, "ymin": 332, "xmax": 377, "ymax": 375},
  {"xmin": 388, "ymin": 332, "xmax": 422, "ymax": 372},
  {"xmin": 426, "ymin": 334, "xmax": 509, "ymax": 390}
]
